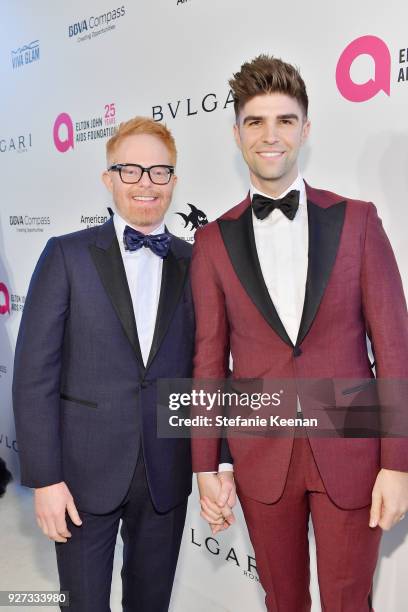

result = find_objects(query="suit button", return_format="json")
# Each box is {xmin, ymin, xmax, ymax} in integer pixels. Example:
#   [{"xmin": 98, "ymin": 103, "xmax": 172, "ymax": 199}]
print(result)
[
  {"xmin": 293, "ymin": 346, "xmax": 302, "ymax": 357},
  {"xmin": 141, "ymin": 381, "xmax": 148, "ymax": 389}
]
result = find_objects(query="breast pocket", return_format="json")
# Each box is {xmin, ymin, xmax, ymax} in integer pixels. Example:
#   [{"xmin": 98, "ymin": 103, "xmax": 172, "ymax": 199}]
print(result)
[
  {"xmin": 332, "ymin": 254, "xmax": 361, "ymax": 283},
  {"xmin": 335, "ymin": 380, "xmax": 380, "ymax": 438},
  {"xmin": 60, "ymin": 393, "xmax": 98, "ymax": 409}
]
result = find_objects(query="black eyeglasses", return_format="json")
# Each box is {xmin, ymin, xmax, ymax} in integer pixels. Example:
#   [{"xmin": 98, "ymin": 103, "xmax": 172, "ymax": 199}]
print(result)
[{"xmin": 108, "ymin": 163, "xmax": 175, "ymax": 185}]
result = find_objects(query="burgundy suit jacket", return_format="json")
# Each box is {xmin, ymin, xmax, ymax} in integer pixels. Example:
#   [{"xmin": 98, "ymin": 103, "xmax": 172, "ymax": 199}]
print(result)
[{"xmin": 191, "ymin": 183, "xmax": 408, "ymax": 509}]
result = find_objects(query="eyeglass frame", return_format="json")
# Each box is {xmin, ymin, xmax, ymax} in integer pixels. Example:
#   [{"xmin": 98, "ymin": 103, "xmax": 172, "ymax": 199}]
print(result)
[{"xmin": 107, "ymin": 163, "xmax": 175, "ymax": 185}]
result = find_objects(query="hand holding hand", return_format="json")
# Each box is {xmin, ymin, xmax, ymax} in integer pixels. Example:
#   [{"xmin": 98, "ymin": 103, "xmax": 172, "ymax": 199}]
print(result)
[
  {"xmin": 197, "ymin": 472, "xmax": 236, "ymax": 534},
  {"xmin": 217, "ymin": 470, "xmax": 237, "ymax": 509},
  {"xmin": 211, "ymin": 470, "xmax": 237, "ymax": 534}
]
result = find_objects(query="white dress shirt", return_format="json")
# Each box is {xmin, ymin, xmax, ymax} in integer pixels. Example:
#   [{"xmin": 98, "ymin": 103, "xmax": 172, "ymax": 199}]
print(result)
[
  {"xmin": 206, "ymin": 176, "xmax": 308, "ymax": 473},
  {"xmin": 113, "ymin": 212, "xmax": 231, "ymax": 472},
  {"xmin": 251, "ymin": 174, "xmax": 308, "ymax": 345},
  {"xmin": 113, "ymin": 212, "xmax": 163, "ymax": 365}
]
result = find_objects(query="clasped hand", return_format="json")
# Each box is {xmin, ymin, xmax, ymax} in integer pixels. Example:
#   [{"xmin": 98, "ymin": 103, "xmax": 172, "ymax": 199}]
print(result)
[{"xmin": 197, "ymin": 472, "xmax": 236, "ymax": 534}]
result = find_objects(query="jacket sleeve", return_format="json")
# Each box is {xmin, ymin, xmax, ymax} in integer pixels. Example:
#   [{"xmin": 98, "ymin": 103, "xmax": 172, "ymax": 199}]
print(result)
[
  {"xmin": 190, "ymin": 227, "xmax": 230, "ymax": 472},
  {"xmin": 13, "ymin": 237, "xmax": 70, "ymax": 488},
  {"xmin": 361, "ymin": 203, "xmax": 408, "ymax": 471},
  {"xmin": 219, "ymin": 438, "xmax": 233, "ymax": 465}
]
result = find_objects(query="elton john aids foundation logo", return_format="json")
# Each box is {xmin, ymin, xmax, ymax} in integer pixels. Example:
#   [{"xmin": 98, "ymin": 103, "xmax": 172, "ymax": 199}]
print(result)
[
  {"xmin": 53, "ymin": 113, "xmax": 74, "ymax": 153},
  {"xmin": 53, "ymin": 105, "xmax": 117, "ymax": 152},
  {"xmin": 0, "ymin": 283, "xmax": 10, "ymax": 315},
  {"xmin": 336, "ymin": 35, "xmax": 391, "ymax": 102}
]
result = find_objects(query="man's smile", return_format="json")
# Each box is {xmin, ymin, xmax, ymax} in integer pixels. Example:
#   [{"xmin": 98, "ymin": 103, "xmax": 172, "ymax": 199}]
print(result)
[{"xmin": 256, "ymin": 151, "xmax": 285, "ymax": 159}]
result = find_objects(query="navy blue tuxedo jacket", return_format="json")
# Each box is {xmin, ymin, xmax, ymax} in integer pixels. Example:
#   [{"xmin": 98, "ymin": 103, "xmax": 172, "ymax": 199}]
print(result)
[{"xmin": 13, "ymin": 218, "xmax": 198, "ymax": 514}]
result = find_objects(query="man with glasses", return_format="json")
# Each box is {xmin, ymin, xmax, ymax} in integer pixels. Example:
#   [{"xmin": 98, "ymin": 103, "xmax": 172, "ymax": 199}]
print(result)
[{"xmin": 13, "ymin": 116, "xmax": 233, "ymax": 611}]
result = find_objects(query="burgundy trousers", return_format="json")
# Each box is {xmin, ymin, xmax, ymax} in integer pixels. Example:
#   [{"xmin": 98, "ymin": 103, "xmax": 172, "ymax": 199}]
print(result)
[{"xmin": 238, "ymin": 437, "xmax": 382, "ymax": 612}]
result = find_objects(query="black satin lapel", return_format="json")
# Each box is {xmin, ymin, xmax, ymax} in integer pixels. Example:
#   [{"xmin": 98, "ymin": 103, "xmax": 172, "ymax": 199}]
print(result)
[
  {"xmin": 89, "ymin": 238, "xmax": 144, "ymax": 369},
  {"xmin": 218, "ymin": 207, "xmax": 293, "ymax": 347},
  {"xmin": 145, "ymin": 250, "xmax": 189, "ymax": 371},
  {"xmin": 296, "ymin": 200, "xmax": 346, "ymax": 346}
]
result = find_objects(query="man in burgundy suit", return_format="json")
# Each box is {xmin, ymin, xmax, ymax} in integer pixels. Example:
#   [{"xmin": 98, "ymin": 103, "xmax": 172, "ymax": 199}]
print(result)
[{"xmin": 190, "ymin": 55, "xmax": 408, "ymax": 611}]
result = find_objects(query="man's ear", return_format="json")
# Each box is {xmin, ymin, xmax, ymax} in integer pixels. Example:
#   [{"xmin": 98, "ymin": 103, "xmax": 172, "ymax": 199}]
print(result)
[
  {"xmin": 233, "ymin": 123, "xmax": 242, "ymax": 150},
  {"xmin": 102, "ymin": 169, "xmax": 113, "ymax": 193},
  {"xmin": 301, "ymin": 119, "xmax": 311, "ymax": 145}
]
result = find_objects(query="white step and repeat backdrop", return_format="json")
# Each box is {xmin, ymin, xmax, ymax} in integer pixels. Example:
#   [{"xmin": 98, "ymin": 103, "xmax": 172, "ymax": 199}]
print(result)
[{"xmin": 1, "ymin": 1, "xmax": 407, "ymax": 610}]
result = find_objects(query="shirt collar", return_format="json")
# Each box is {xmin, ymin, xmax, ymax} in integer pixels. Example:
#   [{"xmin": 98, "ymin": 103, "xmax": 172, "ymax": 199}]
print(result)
[{"xmin": 250, "ymin": 174, "xmax": 305, "ymax": 202}]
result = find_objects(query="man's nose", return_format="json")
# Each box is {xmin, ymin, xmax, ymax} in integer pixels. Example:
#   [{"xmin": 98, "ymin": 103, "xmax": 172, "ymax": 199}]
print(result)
[{"xmin": 262, "ymin": 122, "xmax": 279, "ymax": 143}]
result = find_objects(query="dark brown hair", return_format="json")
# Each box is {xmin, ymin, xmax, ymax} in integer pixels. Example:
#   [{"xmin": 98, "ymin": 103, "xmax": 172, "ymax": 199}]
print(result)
[{"xmin": 229, "ymin": 54, "xmax": 308, "ymax": 118}]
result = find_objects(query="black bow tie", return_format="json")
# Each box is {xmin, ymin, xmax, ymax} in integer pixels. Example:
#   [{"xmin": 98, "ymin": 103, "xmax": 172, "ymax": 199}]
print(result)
[
  {"xmin": 123, "ymin": 225, "xmax": 172, "ymax": 258},
  {"xmin": 252, "ymin": 190, "xmax": 300, "ymax": 221}
]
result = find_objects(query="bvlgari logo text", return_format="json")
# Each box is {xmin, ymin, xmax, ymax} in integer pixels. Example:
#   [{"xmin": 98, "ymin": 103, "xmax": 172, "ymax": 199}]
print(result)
[
  {"xmin": 153, "ymin": 90, "xmax": 234, "ymax": 121},
  {"xmin": 191, "ymin": 528, "xmax": 258, "ymax": 581}
]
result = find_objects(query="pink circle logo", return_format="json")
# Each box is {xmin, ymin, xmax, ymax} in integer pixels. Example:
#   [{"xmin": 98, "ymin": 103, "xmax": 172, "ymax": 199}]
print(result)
[
  {"xmin": 0, "ymin": 282, "xmax": 10, "ymax": 315},
  {"xmin": 53, "ymin": 112, "xmax": 74, "ymax": 152},
  {"xmin": 336, "ymin": 35, "xmax": 391, "ymax": 102}
]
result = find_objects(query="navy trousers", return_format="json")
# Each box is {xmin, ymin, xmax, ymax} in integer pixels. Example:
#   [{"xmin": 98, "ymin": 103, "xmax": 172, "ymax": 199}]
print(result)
[{"xmin": 55, "ymin": 451, "xmax": 188, "ymax": 612}]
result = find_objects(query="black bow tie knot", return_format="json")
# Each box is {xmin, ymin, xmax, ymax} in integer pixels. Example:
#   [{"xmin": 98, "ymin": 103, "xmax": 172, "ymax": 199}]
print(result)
[
  {"xmin": 123, "ymin": 225, "xmax": 172, "ymax": 258},
  {"xmin": 252, "ymin": 190, "xmax": 300, "ymax": 221}
]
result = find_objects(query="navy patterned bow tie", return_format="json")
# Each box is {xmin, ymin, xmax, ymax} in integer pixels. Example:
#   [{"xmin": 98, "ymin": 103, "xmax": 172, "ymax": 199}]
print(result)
[
  {"xmin": 252, "ymin": 190, "xmax": 300, "ymax": 221},
  {"xmin": 123, "ymin": 225, "xmax": 172, "ymax": 258}
]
